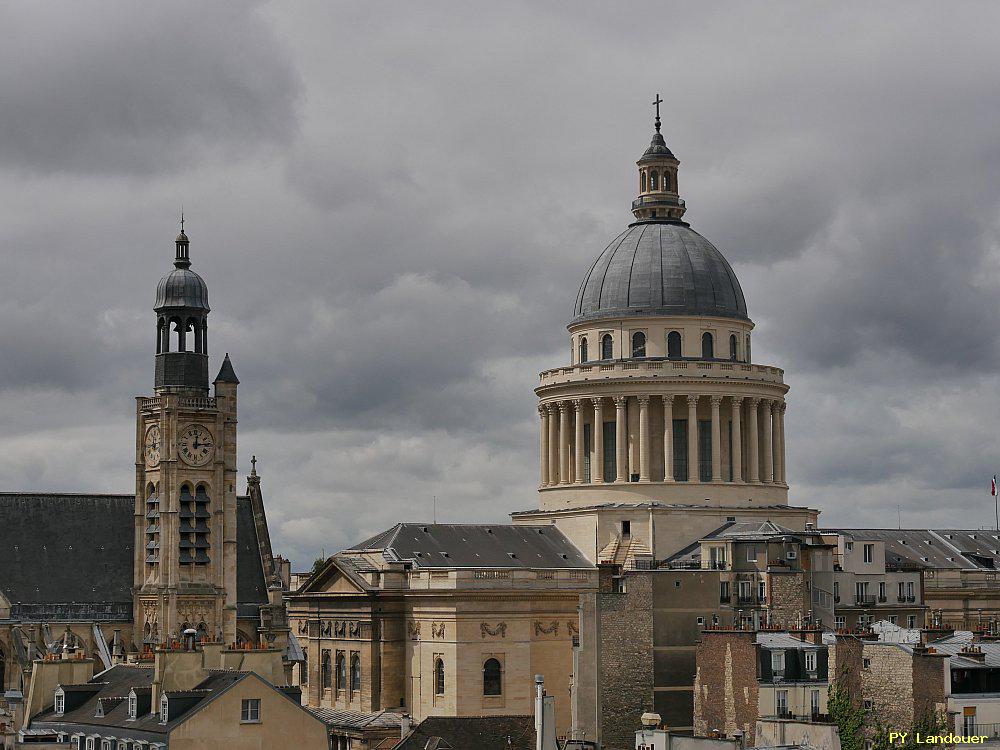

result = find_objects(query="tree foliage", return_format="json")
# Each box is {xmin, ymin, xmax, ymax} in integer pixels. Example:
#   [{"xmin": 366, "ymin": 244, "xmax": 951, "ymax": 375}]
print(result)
[{"xmin": 828, "ymin": 675, "xmax": 865, "ymax": 750}]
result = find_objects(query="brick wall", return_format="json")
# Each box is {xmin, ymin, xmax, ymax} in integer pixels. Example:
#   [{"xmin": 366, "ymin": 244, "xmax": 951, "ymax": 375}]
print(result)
[
  {"xmin": 768, "ymin": 573, "xmax": 806, "ymax": 629},
  {"xmin": 911, "ymin": 649, "xmax": 947, "ymax": 728},
  {"xmin": 693, "ymin": 630, "xmax": 759, "ymax": 743}
]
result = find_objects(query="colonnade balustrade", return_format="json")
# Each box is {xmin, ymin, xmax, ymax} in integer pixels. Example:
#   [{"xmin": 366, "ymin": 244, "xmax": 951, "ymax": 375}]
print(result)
[{"xmin": 538, "ymin": 394, "xmax": 786, "ymax": 488}]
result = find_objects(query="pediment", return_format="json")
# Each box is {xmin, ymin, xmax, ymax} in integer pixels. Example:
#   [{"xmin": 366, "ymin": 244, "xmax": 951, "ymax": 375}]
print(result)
[{"xmin": 297, "ymin": 559, "xmax": 367, "ymax": 595}]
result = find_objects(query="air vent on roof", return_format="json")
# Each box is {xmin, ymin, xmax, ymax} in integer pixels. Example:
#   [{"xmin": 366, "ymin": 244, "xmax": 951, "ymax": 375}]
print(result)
[
  {"xmin": 421, "ymin": 526, "xmax": 428, "ymax": 532},
  {"xmin": 922, "ymin": 557, "xmax": 929, "ymax": 562},
  {"xmin": 899, "ymin": 540, "xmax": 906, "ymax": 545},
  {"xmin": 441, "ymin": 552, "xmax": 449, "ymax": 558},
  {"xmin": 486, "ymin": 528, "xmax": 493, "ymax": 534},
  {"xmin": 947, "ymin": 557, "xmax": 955, "ymax": 562},
  {"xmin": 946, "ymin": 534, "xmax": 953, "ymax": 539},
  {"xmin": 971, "ymin": 534, "xmax": 978, "ymax": 540},
  {"xmin": 560, "ymin": 554, "xmax": 568, "ymax": 559},
  {"xmin": 925, "ymin": 540, "xmax": 932, "ymax": 545}
]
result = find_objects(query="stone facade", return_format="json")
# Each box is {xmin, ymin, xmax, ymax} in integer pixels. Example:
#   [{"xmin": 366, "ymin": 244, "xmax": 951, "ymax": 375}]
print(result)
[{"xmin": 693, "ymin": 630, "xmax": 759, "ymax": 741}]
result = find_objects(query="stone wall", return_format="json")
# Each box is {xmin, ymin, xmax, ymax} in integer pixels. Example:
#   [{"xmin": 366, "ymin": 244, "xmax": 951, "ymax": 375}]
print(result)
[
  {"xmin": 859, "ymin": 644, "xmax": 914, "ymax": 735},
  {"xmin": 598, "ymin": 570, "xmax": 653, "ymax": 750},
  {"xmin": 911, "ymin": 648, "xmax": 947, "ymax": 728},
  {"xmin": 693, "ymin": 630, "xmax": 759, "ymax": 743},
  {"xmin": 768, "ymin": 573, "xmax": 806, "ymax": 629}
]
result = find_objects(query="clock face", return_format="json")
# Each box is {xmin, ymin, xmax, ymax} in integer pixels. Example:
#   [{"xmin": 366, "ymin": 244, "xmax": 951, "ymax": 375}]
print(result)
[
  {"xmin": 178, "ymin": 424, "xmax": 215, "ymax": 467},
  {"xmin": 144, "ymin": 425, "xmax": 161, "ymax": 467}
]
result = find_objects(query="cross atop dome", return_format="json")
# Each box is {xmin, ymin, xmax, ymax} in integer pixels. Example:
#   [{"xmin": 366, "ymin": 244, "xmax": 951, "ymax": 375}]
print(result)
[{"xmin": 653, "ymin": 93, "xmax": 663, "ymax": 132}]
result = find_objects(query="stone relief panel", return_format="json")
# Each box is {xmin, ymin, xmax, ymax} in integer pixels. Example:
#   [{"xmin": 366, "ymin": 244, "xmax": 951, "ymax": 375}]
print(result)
[{"xmin": 480, "ymin": 622, "xmax": 507, "ymax": 639}]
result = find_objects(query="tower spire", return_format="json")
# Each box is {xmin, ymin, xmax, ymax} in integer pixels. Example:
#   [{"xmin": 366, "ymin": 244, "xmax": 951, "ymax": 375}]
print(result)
[
  {"xmin": 633, "ymin": 96, "xmax": 685, "ymax": 221},
  {"xmin": 175, "ymin": 214, "xmax": 191, "ymax": 269}
]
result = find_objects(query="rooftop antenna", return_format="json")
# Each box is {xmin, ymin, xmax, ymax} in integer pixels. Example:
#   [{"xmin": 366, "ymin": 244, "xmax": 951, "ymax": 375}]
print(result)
[
  {"xmin": 433, "ymin": 495, "xmax": 437, "ymax": 525},
  {"xmin": 897, "ymin": 503, "xmax": 901, "ymax": 529}
]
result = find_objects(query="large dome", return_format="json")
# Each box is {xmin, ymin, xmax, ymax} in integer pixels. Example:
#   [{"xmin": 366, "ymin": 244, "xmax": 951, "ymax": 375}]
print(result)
[
  {"xmin": 571, "ymin": 220, "xmax": 747, "ymax": 325},
  {"xmin": 155, "ymin": 267, "xmax": 210, "ymax": 311}
]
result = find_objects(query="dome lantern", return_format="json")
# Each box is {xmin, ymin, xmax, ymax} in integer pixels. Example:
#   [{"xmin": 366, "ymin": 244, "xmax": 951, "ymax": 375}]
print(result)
[{"xmin": 632, "ymin": 94, "xmax": 686, "ymax": 221}]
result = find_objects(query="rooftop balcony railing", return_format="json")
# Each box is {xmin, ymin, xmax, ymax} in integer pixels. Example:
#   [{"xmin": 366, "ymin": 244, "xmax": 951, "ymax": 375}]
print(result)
[{"xmin": 539, "ymin": 359, "xmax": 785, "ymax": 387}]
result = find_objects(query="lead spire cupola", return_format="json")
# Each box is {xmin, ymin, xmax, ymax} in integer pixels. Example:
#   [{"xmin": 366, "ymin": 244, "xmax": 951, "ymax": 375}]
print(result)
[
  {"xmin": 153, "ymin": 216, "xmax": 211, "ymax": 393},
  {"xmin": 632, "ymin": 94, "xmax": 686, "ymax": 221}
]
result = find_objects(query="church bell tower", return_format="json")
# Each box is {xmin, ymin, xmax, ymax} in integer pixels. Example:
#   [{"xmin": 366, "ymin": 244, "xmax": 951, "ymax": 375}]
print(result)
[{"xmin": 133, "ymin": 223, "xmax": 240, "ymax": 647}]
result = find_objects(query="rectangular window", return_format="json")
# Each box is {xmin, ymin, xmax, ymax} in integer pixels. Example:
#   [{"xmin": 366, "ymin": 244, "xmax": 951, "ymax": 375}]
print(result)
[
  {"xmin": 907, "ymin": 581, "xmax": 914, "ymax": 598},
  {"xmin": 835, "ymin": 616, "xmax": 846, "ymax": 629},
  {"xmin": 856, "ymin": 581, "xmax": 868, "ymax": 601},
  {"xmin": 845, "ymin": 541, "xmax": 854, "ymax": 552},
  {"xmin": 621, "ymin": 520, "xmax": 631, "ymax": 537},
  {"xmin": 583, "ymin": 423, "xmax": 592, "ymax": 483},
  {"xmin": 771, "ymin": 650, "xmax": 785, "ymax": 673},
  {"xmin": 811, "ymin": 689, "xmax": 820, "ymax": 715},
  {"xmin": 776, "ymin": 689, "xmax": 788, "ymax": 715},
  {"xmin": 805, "ymin": 650, "xmax": 816, "ymax": 672},
  {"xmin": 241, "ymin": 698, "xmax": 261, "ymax": 723},
  {"xmin": 964, "ymin": 710, "xmax": 977, "ymax": 736},
  {"xmin": 720, "ymin": 581, "xmax": 730, "ymax": 601},
  {"xmin": 739, "ymin": 580, "xmax": 752, "ymax": 599},
  {"xmin": 898, "ymin": 581, "xmax": 906, "ymax": 599},
  {"xmin": 888, "ymin": 615, "xmax": 898, "ymax": 625},
  {"xmin": 863, "ymin": 544, "xmax": 874, "ymax": 564},
  {"xmin": 863, "ymin": 658, "xmax": 871, "ymax": 670},
  {"xmin": 758, "ymin": 580, "xmax": 766, "ymax": 601},
  {"xmin": 55, "ymin": 691, "xmax": 65, "ymax": 715},
  {"xmin": 879, "ymin": 581, "xmax": 886, "ymax": 600},
  {"xmin": 907, "ymin": 615, "xmax": 916, "ymax": 628},
  {"xmin": 672, "ymin": 420, "xmax": 688, "ymax": 481},
  {"xmin": 747, "ymin": 545, "xmax": 757, "ymax": 563},
  {"xmin": 833, "ymin": 581, "xmax": 839, "ymax": 599},
  {"xmin": 602, "ymin": 421, "xmax": 616, "ymax": 483},
  {"xmin": 698, "ymin": 419, "xmax": 712, "ymax": 482}
]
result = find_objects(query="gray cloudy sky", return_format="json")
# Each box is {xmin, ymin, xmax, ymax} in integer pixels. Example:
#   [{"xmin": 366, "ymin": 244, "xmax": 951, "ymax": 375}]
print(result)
[{"xmin": 3, "ymin": 1, "xmax": 1000, "ymax": 568}]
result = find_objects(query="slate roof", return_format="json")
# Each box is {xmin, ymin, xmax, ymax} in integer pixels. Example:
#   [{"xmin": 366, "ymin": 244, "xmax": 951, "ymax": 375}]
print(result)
[
  {"xmin": 0, "ymin": 494, "xmax": 133, "ymax": 619},
  {"xmin": 0, "ymin": 493, "xmax": 269, "ymax": 622},
  {"xmin": 510, "ymin": 502, "xmax": 812, "ymax": 515},
  {"xmin": 827, "ymin": 529, "xmax": 1000, "ymax": 570},
  {"xmin": 346, "ymin": 524, "xmax": 592, "ymax": 570},
  {"xmin": 29, "ymin": 665, "xmax": 302, "ymax": 739},
  {"xmin": 572, "ymin": 221, "xmax": 748, "ymax": 325},
  {"xmin": 396, "ymin": 715, "xmax": 535, "ymax": 750},
  {"xmin": 665, "ymin": 521, "xmax": 828, "ymax": 566},
  {"xmin": 307, "ymin": 706, "xmax": 406, "ymax": 729},
  {"xmin": 214, "ymin": 353, "xmax": 239, "ymax": 384}
]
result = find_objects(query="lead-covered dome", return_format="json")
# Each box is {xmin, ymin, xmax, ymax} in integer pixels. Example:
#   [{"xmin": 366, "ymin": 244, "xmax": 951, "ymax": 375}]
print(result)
[
  {"xmin": 154, "ymin": 267, "xmax": 210, "ymax": 311},
  {"xmin": 572, "ymin": 220, "xmax": 747, "ymax": 325}
]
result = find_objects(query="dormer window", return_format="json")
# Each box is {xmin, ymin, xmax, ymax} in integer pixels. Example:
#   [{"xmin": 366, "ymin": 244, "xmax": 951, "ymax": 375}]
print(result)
[
  {"xmin": 127, "ymin": 692, "xmax": 137, "ymax": 720},
  {"xmin": 54, "ymin": 687, "xmax": 65, "ymax": 715},
  {"xmin": 160, "ymin": 695, "xmax": 169, "ymax": 723}
]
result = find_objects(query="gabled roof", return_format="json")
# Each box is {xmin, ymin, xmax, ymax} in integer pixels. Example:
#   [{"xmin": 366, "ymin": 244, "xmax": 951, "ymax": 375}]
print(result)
[
  {"xmin": 0, "ymin": 493, "xmax": 271, "ymax": 623},
  {"xmin": 307, "ymin": 706, "xmax": 407, "ymax": 729},
  {"xmin": 344, "ymin": 523, "xmax": 592, "ymax": 570}
]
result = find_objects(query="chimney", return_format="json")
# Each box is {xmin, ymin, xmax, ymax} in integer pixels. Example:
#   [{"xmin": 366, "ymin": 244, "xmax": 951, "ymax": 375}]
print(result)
[
  {"xmin": 960, "ymin": 645, "xmax": 987, "ymax": 662},
  {"xmin": 400, "ymin": 714, "xmax": 412, "ymax": 737},
  {"xmin": 151, "ymin": 643, "xmax": 209, "ymax": 707},
  {"xmin": 534, "ymin": 675, "xmax": 559, "ymax": 750},
  {"xmin": 805, "ymin": 522, "xmax": 814, "ymax": 530},
  {"xmin": 21, "ymin": 657, "xmax": 95, "ymax": 730}
]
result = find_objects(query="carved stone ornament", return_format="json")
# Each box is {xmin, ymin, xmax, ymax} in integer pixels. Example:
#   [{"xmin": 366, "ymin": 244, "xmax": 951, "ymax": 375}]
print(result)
[
  {"xmin": 480, "ymin": 622, "xmax": 507, "ymax": 639},
  {"xmin": 407, "ymin": 621, "xmax": 421, "ymax": 640},
  {"xmin": 321, "ymin": 620, "xmax": 332, "ymax": 637},
  {"xmin": 335, "ymin": 621, "xmax": 347, "ymax": 638},
  {"xmin": 297, "ymin": 621, "xmax": 308, "ymax": 635},
  {"xmin": 349, "ymin": 621, "xmax": 361, "ymax": 638},
  {"xmin": 431, "ymin": 622, "xmax": 446, "ymax": 639},
  {"xmin": 534, "ymin": 621, "xmax": 559, "ymax": 636},
  {"xmin": 567, "ymin": 621, "xmax": 580, "ymax": 636}
]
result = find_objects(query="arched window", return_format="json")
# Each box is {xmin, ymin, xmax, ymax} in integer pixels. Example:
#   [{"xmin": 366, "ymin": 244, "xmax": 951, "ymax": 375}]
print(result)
[
  {"xmin": 702, "ymin": 332, "xmax": 714, "ymax": 360},
  {"xmin": 667, "ymin": 331, "xmax": 682, "ymax": 359},
  {"xmin": 746, "ymin": 334, "xmax": 752, "ymax": 363},
  {"xmin": 336, "ymin": 653, "xmax": 346, "ymax": 690},
  {"xmin": 322, "ymin": 651, "xmax": 332, "ymax": 689},
  {"xmin": 156, "ymin": 318, "xmax": 165, "ymax": 354},
  {"xmin": 350, "ymin": 654, "xmax": 361, "ymax": 691},
  {"xmin": 650, "ymin": 170, "xmax": 659, "ymax": 190},
  {"xmin": 631, "ymin": 331, "xmax": 646, "ymax": 358},
  {"xmin": 729, "ymin": 334, "xmax": 738, "ymax": 361},
  {"xmin": 601, "ymin": 333, "xmax": 614, "ymax": 360},
  {"xmin": 483, "ymin": 658, "xmax": 502, "ymax": 696},
  {"xmin": 578, "ymin": 337, "xmax": 588, "ymax": 364},
  {"xmin": 434, "ymin": 658, "xmax": 445, "ymax": 696},
  {"xmin": 663, "ymin": 172, "xmax": 671, "ymax": 191},
  {"xmin": 640, "ymin": 171, "xmax": 647, "ymax": 192}
]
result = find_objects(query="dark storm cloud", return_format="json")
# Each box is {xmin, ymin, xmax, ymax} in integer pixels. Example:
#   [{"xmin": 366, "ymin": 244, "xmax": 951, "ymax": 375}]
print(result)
[
  {"xmin": 0, "ymin": 0, "xmax": 298, "ymax": 175},
  {"xmin": 3, "ymin": 1, "xmax": 1000, "ymax": 566}
]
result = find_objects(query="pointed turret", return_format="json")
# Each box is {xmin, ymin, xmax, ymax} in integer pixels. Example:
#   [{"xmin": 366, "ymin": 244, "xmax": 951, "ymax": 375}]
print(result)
[{"xmin": 214, "ymin": 353, "xmax": 239, "ymax": 384}]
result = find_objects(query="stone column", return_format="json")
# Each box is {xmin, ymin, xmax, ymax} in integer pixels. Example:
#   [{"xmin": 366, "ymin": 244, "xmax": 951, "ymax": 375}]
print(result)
[
  {"xmin": 687, "ymin": 395, "xmax": 699, "ymax": 483},
  {"xmin": 638, "ymin": 395, "xmax": 651, "ymax": 483},
  {"xmin": 547, "ymin": 404, "xmax": 559, "ymax": 486},
  {"xmin": 747, "ymin": 398, "xmax": 760, "ymax": 483},
  {"xmin": 710, "ymin": 396, "xmax": 723, "ymax": 482},
  {"xmin": 559, "ymin": 402, "xmax": 571, "ymax": 484},
  {"xmin": 592, "ymin": 398, "xmax": 604, "ymax": 484},
  {"xmin": 774, "ymin": 401, "xmax": 785, "ymax": 484},
  {"xmin": 539, "ymin": 405, "xmax": 549, "ymax": 487},
  {"xmin": 761, "ymin": 399, "xmax": 773, "ymax": 484},
  {"xmin": 614, "ymin": 396, "xmax": 627, "ymax": 483},
  {"xmin": 662, "ymin": 395, "xmax": 675, "ymax": 482},
  {"xmin": 731, "ymin": 396, "xmax": 743, "ymax": 483},
  {"xmin": 574, "ymin": 399, "xmax": 586, "ymax": 484}
]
